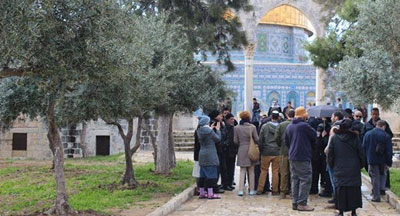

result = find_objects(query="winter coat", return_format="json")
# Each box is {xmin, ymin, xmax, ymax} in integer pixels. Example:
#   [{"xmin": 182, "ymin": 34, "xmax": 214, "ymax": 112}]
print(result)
[
  {"xmin": 198, "ymin": 126, "xmax": 221, "ymax": 166},
  {"xmin": 285, "ymin": 118, "xmax": 316, "ymax": 161},
  {"xmin": 259, "ymin": 121, "xmax": 280, "ymax": 156},
  {"xmin": 194, "ymin": 128, "xmax": 200, "ymax": 161},
  {"xmin": 363, "ymin": 118, "xmax": 393, "ymax": 138},
  {"xmin": 328, "ymin": 130, "xmax": 365, "ymax": 187},
  {"xmin": 234, "ymin": 122, "xmax": 259, "ymax": 167},
  {"xmin": 362, "ymin": 128, "xmax": 393, "ymax": 166},
  {"xmin": 352, "ymin": 120, "xmax": 365, "ymax": 141},
  {"xmin": 223, "ymin": 123, "xmax": 237, "ymax": 157},
  {"xmin": 211, "ymin": 121, "xmax": 225, "ymax": 155},
  {"xmin": 275, "ymin": 120, "xmax": 291, "ymax": 156}
]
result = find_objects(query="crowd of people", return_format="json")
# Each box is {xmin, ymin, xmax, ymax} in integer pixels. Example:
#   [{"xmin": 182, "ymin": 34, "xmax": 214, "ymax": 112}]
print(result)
[{"xmin": 193, "ymin": 98, "xmax": 393, "ymax": 216}]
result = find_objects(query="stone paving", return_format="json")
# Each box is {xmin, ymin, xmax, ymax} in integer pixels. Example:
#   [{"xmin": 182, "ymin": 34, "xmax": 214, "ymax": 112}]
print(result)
[
  {"xmin": 170, "ymin": 167, "xmax": 399, "ymax": 216},
  {"xmin": 132, "ymin": 151, "xmax": 399, "ymax": 215}
]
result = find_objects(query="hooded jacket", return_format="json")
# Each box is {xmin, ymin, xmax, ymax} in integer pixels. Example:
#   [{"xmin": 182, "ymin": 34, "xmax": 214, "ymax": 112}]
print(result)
[
  {"xmin": 259, "ymin": 121, "xmax": 280, "ymax": 156},
  {"xmin": 328, "ymin": 130, "xmax": 365, "ymax": 187},
  {"xmin": 197, "ymin": 126, "xmax": 221, "ymax": 166},
  {"xmin": 285, "ymin": 118, "xmax": 316, "ymax": 161}
]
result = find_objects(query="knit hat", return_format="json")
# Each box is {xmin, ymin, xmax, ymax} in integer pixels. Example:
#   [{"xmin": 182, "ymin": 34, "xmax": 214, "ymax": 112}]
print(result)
[
  {"xmin": 208, "ymin": 110, "xmax": 221, "ymax": 120},
  {"xmin": 225, "ymin": 113, "xmax": 234, "ymax": 119},
  {"xmin": 295, "ymin": 106, "xmax": 308, "ymax": 118},
  {"xmin": 340, "ymin": 119, "xmax": 352, "ymax": 130},
  {"xmin": 198, "ymin": 115, "xmax": 210, "ymax": 127}
]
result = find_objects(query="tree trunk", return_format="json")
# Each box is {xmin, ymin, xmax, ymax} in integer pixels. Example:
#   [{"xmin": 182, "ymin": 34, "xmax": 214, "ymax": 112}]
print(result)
[
  {"xmin": 130, "ymin": 116, "xmax": 143, "ymax": 157},
  {"xmin": 80, "ymin": 122, "xmax": 88, "ymax": 157},
  {"xmin": 142, "ymin": 120, "xmax": 157, "ymax": 167},
  {"xmin": 156, "ymin": 113, "xmax": 170, "ymax": 174},
  {"xmin": 112, "ymin": 119, "xmax": 139, "ymax": 187},
  {"xmin": 46, "ymin": 100, "xmax": 74, "ymax": 215},
  {"xmin": 168, "ymin": 114, "xmax": 176, "ymax": 169}
]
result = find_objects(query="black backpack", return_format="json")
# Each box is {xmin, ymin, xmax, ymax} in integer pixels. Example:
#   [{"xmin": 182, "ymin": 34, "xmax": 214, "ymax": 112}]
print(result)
[{"xmin": 375, "ymin": 134, "xmax": 387, "ymax": 156}]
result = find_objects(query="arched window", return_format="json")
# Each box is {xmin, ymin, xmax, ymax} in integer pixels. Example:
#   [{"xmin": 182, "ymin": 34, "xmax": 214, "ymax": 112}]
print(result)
[
  {"xmin": 306, "ymin": 91, "xmax": 316, "ymax": 106},
  {"xmin": 287, "ymin": 91, "xmax": 299, "ymax": 108},
  {"xmin": 267, "ymin": 91, "xmax": 281, "ymax": 107}
]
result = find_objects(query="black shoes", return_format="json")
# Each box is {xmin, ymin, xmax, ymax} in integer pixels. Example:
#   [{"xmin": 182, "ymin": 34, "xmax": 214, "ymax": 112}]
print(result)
[
  {"xmin": 319, "ymin": 191, "xmax": 332, "ymax": 198},
  {"xmin": 292, "ymin": 203, "xmax": 297, "ymax": 210},
  {"xmin": 214, "ymin": 188, "xmax": 225, "ymax": 194},
  {"xmin": 223, "ymin": 185, "xmax": 234, "ymax": 191},
  {"xmin": 380, "ymin": 190, "xmax": 386, "ymax": 196},
  {"xmin": 309, "ymin": 190, "xmax": 319, "ymax": 195},
  {"xmin": 371, "ymin": 198, "xmax": 381, "ymax": 202},
  {"xmin": 328, "ymin": 199, "xmax": 335, "ymax": 204}
]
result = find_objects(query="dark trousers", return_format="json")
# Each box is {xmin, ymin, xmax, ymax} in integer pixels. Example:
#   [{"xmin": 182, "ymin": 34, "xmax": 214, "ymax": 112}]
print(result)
[
  {"xmin": 311, "ymin": 158, "xmax": 331, "ymax": 193},
  {"xmin": 218, "ymin": 152, "xmax": 229, "ymax": 187},
  {"xmin": 323, "ymin": 169, "xmax": 333, "ymax": 193},
  {"xmin": 198, "ymin": 178, "xmax": 218, "ymax": 189},
  {"xmin": 368, "ymin": 165, "xmax": 387, "ymax": 200},
  {"xmin": 311, "ymin": 158, "xmax": 323, "ymax": 193},
  {"xmin": 290, "ymin": 160, "xmax": 312, "ymax": 206},
  {"xmin": 226, "ymin": 154, "xmax": 236, "ymax": 186}
]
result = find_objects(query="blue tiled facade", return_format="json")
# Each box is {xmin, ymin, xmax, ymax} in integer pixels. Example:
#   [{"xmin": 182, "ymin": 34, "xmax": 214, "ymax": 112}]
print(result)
[{"xmin": 208, "ymin": 24, "xmax": 317, "ymax": 115}]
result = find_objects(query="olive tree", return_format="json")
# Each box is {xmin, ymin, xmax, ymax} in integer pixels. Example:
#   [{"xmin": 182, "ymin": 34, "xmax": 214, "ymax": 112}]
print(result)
[{"xmin": 0, "ymin": 1, "xmax": 128, "ymax": 214}]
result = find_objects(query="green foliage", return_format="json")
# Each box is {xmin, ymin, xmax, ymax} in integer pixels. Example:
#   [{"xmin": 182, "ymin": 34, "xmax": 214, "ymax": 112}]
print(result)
[
  {"xmin": 0, "ymin": 159, "xmax": 194, "ymax": 215},
  {"xmin": 0, "ymin": 0, "xmax": 129, "ymax": 126},
  {"xmin": 309, "ymin": 0, "xmax": 400, "ymax": 110},
  {"xmin": 72, "ymin": 13, "xmax": 229, "ymax": 122},
  {"xmin": 336, "ymin": 0, "xmax": 400, "ymax": 109},
  {"xmin": 130, "ymin": 0, "xmax": 252, "ymax": 71},
  {"xmin": 305, "ymin": 32, "xmax": 346, "ymax": 69}
]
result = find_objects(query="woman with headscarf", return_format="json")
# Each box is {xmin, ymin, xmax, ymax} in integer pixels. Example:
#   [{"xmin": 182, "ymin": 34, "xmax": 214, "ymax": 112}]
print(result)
[
  {"xmin": 234, "ymin": 111, "xmax": 259, "ymax": 196},
  {"xmin": 197, "ymin": 115, "xmax": 222, "ymax": 199},
  {"xmin": 328, "ymin": 119, "xmax": 365, "ymax": 216}
]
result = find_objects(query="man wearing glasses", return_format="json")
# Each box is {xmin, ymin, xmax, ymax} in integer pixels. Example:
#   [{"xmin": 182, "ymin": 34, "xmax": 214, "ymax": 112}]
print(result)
[{"xmin": 353, "ymin": 110, "xmax": 365, "ymax": 140}]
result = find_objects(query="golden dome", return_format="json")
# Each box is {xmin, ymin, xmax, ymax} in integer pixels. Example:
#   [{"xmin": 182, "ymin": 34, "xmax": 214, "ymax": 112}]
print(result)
[{"xmin": 260, "ymin": 5, "xmax": 314, "ymax": 36}]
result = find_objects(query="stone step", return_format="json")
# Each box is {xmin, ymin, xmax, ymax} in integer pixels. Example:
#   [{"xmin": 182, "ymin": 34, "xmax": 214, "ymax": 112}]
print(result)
[
  {"xmin": 393, "ymin": 132, "xmax": 400, "ymax": 138},
  {"xmin": 174, "ymin": 137, "xmax": 195, "ymax": 142},
  {"xmin": 175, "ymin": 142, "xmax": 194, "ymax": 147},
  {"xmin": 175, "ymin": 146, "xmax": 194, "ymax": 151},
  {"xmin": 173, "ymin": 130, "xmax": 195, "ymax": 135}
]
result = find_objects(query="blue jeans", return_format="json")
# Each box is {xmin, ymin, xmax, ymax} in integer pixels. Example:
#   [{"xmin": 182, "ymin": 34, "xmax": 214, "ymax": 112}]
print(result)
[
  {"xmin": 252, "ymin": 111, "xmax": 260, "ymax": 122},
  {"xmin": 327, "ymin": 165, "xmax": 336, "ymax": 196}
]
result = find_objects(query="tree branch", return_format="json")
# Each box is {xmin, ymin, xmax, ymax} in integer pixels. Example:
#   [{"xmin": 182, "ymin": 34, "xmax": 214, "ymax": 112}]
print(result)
[
  {"xmin": 107, "ymin": 121, "xmax": 126, "ymax": 140},
  {"xmin": 0, "ymin": 67, "xmax": 25, "ymax": 79},
  {"xmin": 130, "ymin": 116, "xmax": 143, "ymax": 156},
  {"xmin": 142, "ymin": 122, "xmax": 157, "ymax": 151}
]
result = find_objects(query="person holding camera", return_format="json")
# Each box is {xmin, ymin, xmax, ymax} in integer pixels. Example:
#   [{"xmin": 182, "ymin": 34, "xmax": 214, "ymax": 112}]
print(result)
[{"xmin": 197, "ymin": 115, "xmax": 222, "ymax": 199}]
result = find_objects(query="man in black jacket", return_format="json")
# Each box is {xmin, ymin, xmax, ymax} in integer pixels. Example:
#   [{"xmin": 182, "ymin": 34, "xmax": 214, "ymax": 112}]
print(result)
[{"xmin": 223, "ymin": 113, "xmax": 237, "ymax": 190}]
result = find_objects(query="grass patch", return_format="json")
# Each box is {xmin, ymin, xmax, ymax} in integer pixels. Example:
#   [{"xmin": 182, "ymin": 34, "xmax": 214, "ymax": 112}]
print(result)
[
  {"xmin": 389, "ymin": 168, "xmax": 400, "ymax": 197},
  {"xmin": 0, "ymin": 156, "xmax": 194, "ymax": 215},
  {"xmin": 362, "ymin": 168, "xmax": 400, "ymax": 197}
]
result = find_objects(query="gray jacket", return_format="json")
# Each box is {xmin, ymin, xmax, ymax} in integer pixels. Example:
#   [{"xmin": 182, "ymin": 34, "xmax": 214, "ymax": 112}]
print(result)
[
  {"xmin": 259, "ymin": 121, "xmax": 280, "ymax": 156},
  {"xmin": 198, "ymin": 126, "xmax": 221, "ymax": 166}
]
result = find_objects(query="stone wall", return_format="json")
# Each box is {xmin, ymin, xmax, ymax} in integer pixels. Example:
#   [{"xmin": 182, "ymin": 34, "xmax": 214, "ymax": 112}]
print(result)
[
  {"xmin": 0, "ymin": 117, "xmax": 51, "ymax": 160},
  {"xmin": 61, "ymin": 125, "xmax": 82, "ymax": 158},
  {"xmin": 0, "ymin": 113, "xmax": 199, "ymax": 160}
]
